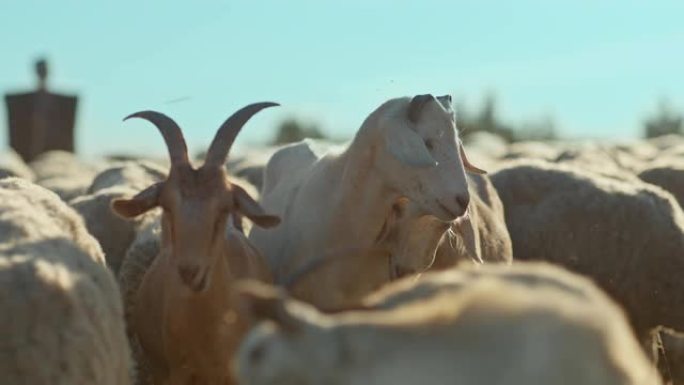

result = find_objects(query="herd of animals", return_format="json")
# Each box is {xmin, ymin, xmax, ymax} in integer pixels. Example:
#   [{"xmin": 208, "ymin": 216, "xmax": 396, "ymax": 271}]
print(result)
[{"xmin": 3, "ymin": 94, "xmax": 684, "ymax": 384}]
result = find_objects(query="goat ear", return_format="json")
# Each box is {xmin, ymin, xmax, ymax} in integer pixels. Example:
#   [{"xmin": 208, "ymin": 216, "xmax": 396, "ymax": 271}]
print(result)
[
  {"xmin": 231, "ymin": 184, "xmax": 281, "ymax": 228},
  {"xmin": 452, "ymin": 211, "xmax": 483, "ymax": 264},
  {"xmin": 111, "ymin": 183, "xmax": 162, "ymax": 218},
  {"xmin": 234, "ymin": 280, "xmax": 302, "ymax": 332},
  {"xmin": 459, "ymin": 143, "xmax": 487, "ymax": 175}
]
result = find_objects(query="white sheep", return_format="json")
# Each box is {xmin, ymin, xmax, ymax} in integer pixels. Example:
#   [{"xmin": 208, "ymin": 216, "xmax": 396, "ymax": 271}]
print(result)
[
  {"xmin": 0, "ymin": 177, "xmax": 131, "ymax": 385},
  {"xmin": 29, "ymin": 150, "xmax": 104, "ymax": 201},
  {"xmin": 68, "ymin": 161, "xmax": 168, "ymax": 274},
  {"xmin": 250, "ymin": 94, "xmax": 485, "ymax": 286},
  {"xmin": 0, "ymin": 149, "xmax": 35, "ymax": 180},
  {"xmin": 117, "ymin": 215, "xmax": 160, "ymax": 385},
  {"xmin": 234, "ymin": 263, "xmax": 660, "ymax": 385},
  {"xmin": 71, "ymin": 186, "xmax": 157, "ymax": 275},
  {"xmin": 225, "ymin": 145, "xmax": 285, "ymax": 191},
  {"xmin": 87, "ymin": 160, "xmax": 168, "ymax": 194},
  {"xmin": 500, "ymin": 140, "xmax": 560, "ymax": 162},
  {"xmin": 490, "ymin": 159, "xmax": 684, "ymax": 342},
  {"xmin": 553, "ymin": 143, "xmax": 641, "ymax": 182},
  {"xmin": 648, "ymin": 134, "xmax": 684, "ymax": 152},
  {"xmin": 638, "ymin": 160, "xmax": 684, "ymax": 209}
]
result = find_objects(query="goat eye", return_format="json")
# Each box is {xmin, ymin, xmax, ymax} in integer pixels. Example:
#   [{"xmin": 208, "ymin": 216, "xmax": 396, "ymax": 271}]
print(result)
[{"xmin": 424, "ymin": 139, "xmax": 434, "ymax": 150}]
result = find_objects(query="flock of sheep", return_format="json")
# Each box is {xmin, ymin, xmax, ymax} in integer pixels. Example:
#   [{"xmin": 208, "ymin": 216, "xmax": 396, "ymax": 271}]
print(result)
[{"xmin": 2, "ymin": 94, "xmax": 684, "ymax": 384}]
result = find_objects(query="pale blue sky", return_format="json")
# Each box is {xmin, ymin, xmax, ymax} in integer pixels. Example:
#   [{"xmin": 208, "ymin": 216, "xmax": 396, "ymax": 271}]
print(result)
[{"xmin": 1, "ymin": 1, "xmax": 683, "ymax": 157}]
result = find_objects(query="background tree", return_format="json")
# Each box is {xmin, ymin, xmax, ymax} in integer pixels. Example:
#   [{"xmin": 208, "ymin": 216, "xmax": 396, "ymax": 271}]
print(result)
[
  {"xmin": 643, "ymin": 99, "xmax": 683, "ymax": 138},
  {"xmin": 457, "ymin": 93, "xmax": 557, "ymax": 142},
  {"xmin": 272, "ymin": 118, "xmax": 326, "ymax": 145}
]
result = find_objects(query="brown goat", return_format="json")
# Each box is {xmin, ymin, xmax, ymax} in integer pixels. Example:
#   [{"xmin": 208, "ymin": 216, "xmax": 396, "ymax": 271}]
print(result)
[{"xmin": 111, "ymin": 103, "xmax": 280, "ymax": 385}]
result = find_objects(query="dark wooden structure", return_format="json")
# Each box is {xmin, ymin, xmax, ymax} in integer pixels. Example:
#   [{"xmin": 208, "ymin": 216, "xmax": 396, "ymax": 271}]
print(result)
[{"xmin": 4, "ymin": 59, "xmax": 78, "ymax": 162}]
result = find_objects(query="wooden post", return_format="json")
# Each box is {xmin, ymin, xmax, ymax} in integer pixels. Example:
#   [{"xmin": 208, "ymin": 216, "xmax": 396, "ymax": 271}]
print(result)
[{"xmin": 4, "ymin": 58, "xmax": 78, "ymax": 162}]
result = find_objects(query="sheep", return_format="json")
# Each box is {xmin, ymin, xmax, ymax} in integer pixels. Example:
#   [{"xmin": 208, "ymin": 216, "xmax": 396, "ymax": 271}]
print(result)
[
  {"xmin": 462, "ymin": 131, "xmax": 508, "ymax": 158},
  {"xmin": 250, "ymin": 94, "xmax": 486, "ymax": 285},
  {"xmin": 460, "ymin": 131, "xmax": 506, "ymax": 171},
  {"xmin": 28, "ymin": 150, "xmax": 104, "ymax": 181},
  {"xmin": 553, "ymin": 144, "xmax": 641, "ymax": 182},
  {"xmin": 66, "ymin": 162, "xmax": 169, "ymax": 274},
  {"xmin": 0, "ymin": 177, "xmax": 131, "ymax": 385},
  {"xmin": 70, "ymin": 186, "xmax": 157, "ymax": 275},
  {"xmin": 0, "ymin": 148, "xmax": 35, "ymax": 180},
  {"xmin": 28, "ymin": 150, "xmax": 103, "ymax": 201},
  {"xmin": 609, "ymin": 141, "xmax": 658, "ymax": 164},
  {"xmin": 661, "ymin": 143, "xmax": 684, "ymax": 160},
  {"xmin": 111, "ymin": 102, "xmax": 280, "ymax": 385},
  {"xmin": 87, "ymin": 160, "xmax": 168, "ymax": 194},
  {"xmin": 234, "ymin": 262, "xmax": 660, "ymax": 385},
  {"xmin": 649, "ymin": 134, "xmax": 684, "ymax": 152},
  {"xmin": 363, "ymin": 262, "xmax": 601, "ymax": 310},
  {"xmin": 500, "ymin": 140, "xmax": 560, "ymax": 162},
  {"xmin": 490, "ymin": 159, "xmax": 684, "ymax": 342},
  {"xmin": 638, "ymin": 160, "xmax": 684, "ymax": 209},
  {"xmin": 117, "ymin": 215, "xmax": 161, "ymax": 385},
  {"xmin": 225, "ymin": 145, "xmax": 285, "ymax": 191}
]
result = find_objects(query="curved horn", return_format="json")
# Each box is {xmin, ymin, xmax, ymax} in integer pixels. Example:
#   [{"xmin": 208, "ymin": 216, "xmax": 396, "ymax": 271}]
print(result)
[
  {"xmin": 204, "ymin": 102, "xmax": 279, "ymax": 166},
  {"xmin": 124, "ymin": 111, "xmax": 189, "ymax": 166},
  {"xmin": 407, "ymin": 94, "xmax": 435, "ymax": 124}
]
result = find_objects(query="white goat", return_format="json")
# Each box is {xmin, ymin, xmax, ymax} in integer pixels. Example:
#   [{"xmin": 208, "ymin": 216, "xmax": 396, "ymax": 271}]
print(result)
[{"xmin": 250, "ymin": 94, "xmax": 484, "ymax": 285}]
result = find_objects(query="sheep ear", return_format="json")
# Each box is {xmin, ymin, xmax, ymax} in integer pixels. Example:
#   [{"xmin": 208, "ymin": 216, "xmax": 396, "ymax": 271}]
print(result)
[
  {"xmin": 111, "ymin": 183, "xmax": 162, "ymax": 218},
  {"xmin": 234, "ymin": 280, "xmax": 302, "ymax": 333},
  {"xmin": 231, "ymin": 184, "xmax": 281, "ymax": 228}
]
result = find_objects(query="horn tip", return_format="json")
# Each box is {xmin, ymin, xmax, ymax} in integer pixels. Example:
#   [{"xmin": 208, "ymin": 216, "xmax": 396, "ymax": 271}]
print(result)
[{"xmin": 123, "ymin": 111, "xmax": 148, "ymax": 122}]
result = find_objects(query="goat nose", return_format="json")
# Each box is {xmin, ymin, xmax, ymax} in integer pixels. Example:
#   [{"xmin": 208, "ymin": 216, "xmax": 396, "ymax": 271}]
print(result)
[
  {"xmin": 178, "ymin": 265, "xmax": 200, "ymax": 285},
  {"xmin": 456, "ymin": 194, "xmax": 470, "ymax": 211}
]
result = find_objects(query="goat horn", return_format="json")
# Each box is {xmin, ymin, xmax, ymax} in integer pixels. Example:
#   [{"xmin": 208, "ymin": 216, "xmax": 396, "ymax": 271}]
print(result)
[
  {"xmin": 459, "ymin": 143, "xmax": 487, "ymax": 174},
  {"xmin": 204, "ymin": 102, "xmax": 279, "ymax": 166},
  {"xmin": 124, "ymin": 111, "xmax": 189, "ymax": 166}
]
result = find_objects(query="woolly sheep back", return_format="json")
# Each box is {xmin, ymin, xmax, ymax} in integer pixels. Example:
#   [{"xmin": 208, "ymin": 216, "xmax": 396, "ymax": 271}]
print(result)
[
  {"xmin": 0, "ymin": 177, "xmax": 131, "ymax": 385},
  {"xmin": 490, "ymin": 160, "xmax": 684, "ymax": 338}
]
